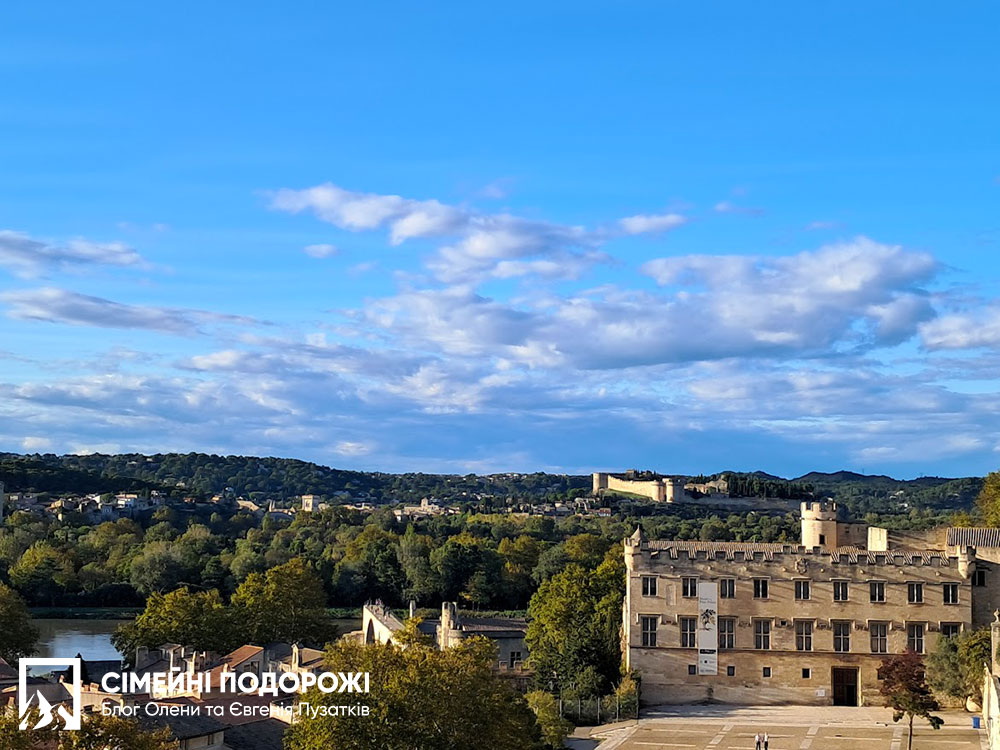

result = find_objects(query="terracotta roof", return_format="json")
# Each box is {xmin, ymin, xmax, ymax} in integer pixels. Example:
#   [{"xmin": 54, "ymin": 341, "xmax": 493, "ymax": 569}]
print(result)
[
  {"xmin": 947, "ymin": 527, "xmax": 1000, "ymax": 548},
  {"xmin": 207, "ymin": 646, "xmax": 264, "ymax": 689}
]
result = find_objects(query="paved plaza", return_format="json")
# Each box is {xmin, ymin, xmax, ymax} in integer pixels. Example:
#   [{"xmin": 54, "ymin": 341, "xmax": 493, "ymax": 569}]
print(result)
[{"xmin": 573, "ymin": 705, "xmax": 988, "ymax": 750}]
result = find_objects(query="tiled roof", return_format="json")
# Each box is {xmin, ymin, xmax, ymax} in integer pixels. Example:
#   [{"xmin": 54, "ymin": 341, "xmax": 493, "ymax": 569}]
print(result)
[
  {"xmin": 460, "ymin": 617, "xmax": 527, "ymax": 636},
  {"xmin": 947, "ymin": 527, "xmax": 1000, "ymax": 548},
  {"xmin": 207, "ymin": 646, "xmax": 264, "ymax": 689},
  {"xmin": 646, "ymin": 541, "xmax": 794, "ymax": 560},
  {"xmin": 642, "ymin": 540, "xmax": 950, "ymax": 564}
]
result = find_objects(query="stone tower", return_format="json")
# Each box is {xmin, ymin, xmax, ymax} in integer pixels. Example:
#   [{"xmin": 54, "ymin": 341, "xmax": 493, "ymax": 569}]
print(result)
[{"xmin": 800, "ymin": 500, "xmax": 844, "ymax": 550}]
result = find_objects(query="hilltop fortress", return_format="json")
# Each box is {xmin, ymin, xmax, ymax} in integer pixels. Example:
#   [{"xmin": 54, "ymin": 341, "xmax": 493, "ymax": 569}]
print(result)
[{"xmin": 592, "ymin": 471, "xmax": 799, "ymax": 511}]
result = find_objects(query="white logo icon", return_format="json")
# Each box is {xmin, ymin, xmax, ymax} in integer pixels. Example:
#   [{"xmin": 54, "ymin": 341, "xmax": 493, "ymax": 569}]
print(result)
[{"xmin": 18, "ymin": 658, "xmax": 82, "ymax": 731}]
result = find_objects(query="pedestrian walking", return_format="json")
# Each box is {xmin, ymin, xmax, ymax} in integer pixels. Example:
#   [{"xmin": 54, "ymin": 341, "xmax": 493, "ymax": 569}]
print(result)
[
  {"xmin": 754, "ymin": 732, "xmax": 762, "ymax": 750},
  {"xmin": 763, "ymin": 732, "xmax": 769, "ymax": 750}
]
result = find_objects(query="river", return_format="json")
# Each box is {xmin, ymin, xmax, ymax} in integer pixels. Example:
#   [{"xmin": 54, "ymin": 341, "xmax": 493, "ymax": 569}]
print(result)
[
  {"xmin": 30, "ymin": 618, "xmax": 362, "ymax": 662},
  {"xmin": 31, "ymin": 619, "xmax": 124, "ymax": 661}
]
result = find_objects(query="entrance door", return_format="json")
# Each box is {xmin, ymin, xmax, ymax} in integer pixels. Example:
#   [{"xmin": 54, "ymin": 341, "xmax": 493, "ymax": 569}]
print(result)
[{"xmin": 832, "ymin": 667, "xmax": 858, "ymax": 706}]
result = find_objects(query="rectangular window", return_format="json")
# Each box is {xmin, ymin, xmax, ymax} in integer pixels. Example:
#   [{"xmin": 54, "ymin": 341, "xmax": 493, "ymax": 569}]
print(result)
[
  {"xmin": 641, "ymin": 616, "xmax": 658, "ymax": 647},
  {"xmin": 682, "ymin": 577, "xmax": 698, "ymax": 598},
  {"xmin": 941, "ymin": 623, "xmax": 961, "ymax": 639},
  {"xmin": 509, "ymin": 651, "xmax": 522, "ymax": 668},
  {"xmin": 974, "ymin": 569, "xmax": 987, "ymax": 587},
  {"xmin": 641, "ymin": 576, "xmax": 657, "ymax": 597},
  {"xmin": 720, "ymin": 578, "xmax": 735, "ymax": 599},
  {"xmin": 753, "ymin": 578, "xmax": 769, "ymax": 599},
  {"xmin": 833, "ymin": 621, "xmax": 851, "ymax": 652},
  {"xmin": 795, "ymin": 580, "xmax": 810, "ymax": 601},
  {"xmin": 870, "ymin": 581, "xmax": 886, "ymax": 603},
  {"xmin": 688, "ymin": 664, "xmax": 696, "ymax": 675},
  {"xmin": 870, "ymin": 622, "xmax": 888, "ymax": 654},
  {"xmin": 680, "ymin": 616, "xmax": 697, "ymax": 648},
  {"xmin": 762, "ymin": 667, "xmax": 772, "ymax": 678},
  {"xmin": 727, "ymin": 665, "xmax": 735, "ymax": 677},
  {"xmin": 754, "ymin": 619, "xmax": 771, "ymax": 650},
  {"xmin": 943, "ymin": 583, "xmax": 959, "ymax": 604},
  {"xmin": 795, "ymin": 621, "xmax": 813, "ymax": 652},
  {"xmin": 908, "ymin": 583, "xmax": 923, "ymax": 604},
  {"xmin": 907, "ymin": 623, "xmax": 925, "ymax": 654},
  {"xmin": 833, "ymin": 581, "xmax": 849, "ymax": 602},
  {"xmin": 802, "ymin": 668, "xmax": 811, "ymax": 679},
  {"xmin": 719, "ymin": 618, "xmax": 735, "ymax": 650}
]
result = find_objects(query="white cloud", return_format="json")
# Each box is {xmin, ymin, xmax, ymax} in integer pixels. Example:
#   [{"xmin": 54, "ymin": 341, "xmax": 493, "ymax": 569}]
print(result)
[
  {"xmin": 1, "ymin": 288, "xmax": 260, "ymax": 335},
  {"xmin": 0, "ymin": 230, "xmax": 146, "ymax": 277},
  {"xmin": 334, "ymin": 440, "xmax": 374, "ymax": 456},
  {"xmin": 920, "ymin": 308, "xmax": 1000, "ymax": 350},
  {"xmin": 271, "ymin": 183, "xmax": 606, "ymax": 283},
  {"xmin": 303, "ymin": 243, "xmax": 338, "ymax": 258},
  {"xmin": 358, "ymin": 237, "xmax": 939, "ymax": 369},
  {"xmin": 619, "ymin": 213, "xmax": 687, "ymax": 235},
  {"xmin": 21, "ymin": 436, "xmax": 53, "ymax": 451}
]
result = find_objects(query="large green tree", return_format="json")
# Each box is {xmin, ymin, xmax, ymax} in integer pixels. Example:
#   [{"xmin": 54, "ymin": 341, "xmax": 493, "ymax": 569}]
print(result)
[
  {"xmin": 526, "ymin": 548, "xmax": 625, "ymax": 696},
  {"xmin": 977, "ymin": 471, "xmax": 1000, "ymax": 526},
  {"xmin": 9, "ymin": 541, "xmax": 75, "ymax": 604},
  {"xmin": 283, "ymin": 629, "xmax": 544, "ymax": 750},
  {"xmin": 231, "ymin": 557, "xmax": 334, "ymax": 644},
  {"xmin": 0, "ymin": 582, "xmax": 38, "ymax": 664},
  {"xmin": 112, "ymin": 587, "xmax": 239, "ymax": 661}
]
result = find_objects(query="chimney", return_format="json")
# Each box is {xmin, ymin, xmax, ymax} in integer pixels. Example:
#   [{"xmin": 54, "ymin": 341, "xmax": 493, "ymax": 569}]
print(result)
[
  {"xmin": 409, "ymin": 600, "xmax": 416, "ymax": 619},
  {"xmin": 292, "ymin": 643, "xmax": 301, "ymax": 670}
]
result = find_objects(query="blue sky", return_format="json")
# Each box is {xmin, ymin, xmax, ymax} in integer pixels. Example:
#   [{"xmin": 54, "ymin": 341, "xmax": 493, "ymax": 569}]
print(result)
[{"xmin": 1, "ymin": 2, "xmax": 998, "ymax": 477}]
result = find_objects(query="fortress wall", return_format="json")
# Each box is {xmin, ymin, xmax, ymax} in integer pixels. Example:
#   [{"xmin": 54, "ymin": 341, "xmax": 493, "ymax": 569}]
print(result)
[{"xmin": 605, "ymin": 475, "xmax": 664, "ymax": 502}]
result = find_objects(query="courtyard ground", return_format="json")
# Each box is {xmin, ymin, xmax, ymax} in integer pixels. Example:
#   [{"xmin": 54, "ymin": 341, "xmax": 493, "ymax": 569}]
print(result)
[{"xmin": 568, "ymin": 705, "xmax": 988, "ymax": 750}]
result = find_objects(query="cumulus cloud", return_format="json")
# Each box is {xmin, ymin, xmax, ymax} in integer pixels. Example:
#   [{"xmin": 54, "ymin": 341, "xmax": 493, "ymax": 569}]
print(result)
[
  {"xmin": 619, "ymin": 213, "xmax": 687, "ymax": 235},
  {"xmin": 271, "ymin": 183, "xmax": 609, "ymax": 283},
  {"xmin": 0, "ymin": 230, "xmax": 146, "ymax": 276},
  {"xmin": 356, "ymin": 237, "xmax": 940, "ymax": 369},
  {"xmin": 1, "ymin": 288, "xmax": 259, "ymax": 335},
  {"xmin": 920, "ymin": 308, "xmax": 1000, "ymax": 350}
]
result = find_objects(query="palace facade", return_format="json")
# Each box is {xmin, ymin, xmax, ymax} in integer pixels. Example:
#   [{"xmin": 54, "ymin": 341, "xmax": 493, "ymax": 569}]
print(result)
[{"xmin": 623, "ymin": 501, "xmax": 1000, "ymax": 706}]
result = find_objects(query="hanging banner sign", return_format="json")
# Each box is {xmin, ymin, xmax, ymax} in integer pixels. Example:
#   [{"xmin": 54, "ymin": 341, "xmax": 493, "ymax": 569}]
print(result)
[{"xmin": 697, "ymin": 581, "xmax": 718, "ymax": 675}]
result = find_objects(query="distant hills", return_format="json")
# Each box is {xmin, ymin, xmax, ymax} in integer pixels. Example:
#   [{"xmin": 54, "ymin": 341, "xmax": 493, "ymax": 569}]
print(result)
[{"xmin": 0, "ymin": 453, "xmax": 985, "ymax": 513}]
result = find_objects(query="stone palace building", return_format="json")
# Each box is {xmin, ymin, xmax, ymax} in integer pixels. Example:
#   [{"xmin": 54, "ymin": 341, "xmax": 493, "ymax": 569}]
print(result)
[{"xmin": 624, "ymin": 501, "xmax": 1000, "ymax": 706}]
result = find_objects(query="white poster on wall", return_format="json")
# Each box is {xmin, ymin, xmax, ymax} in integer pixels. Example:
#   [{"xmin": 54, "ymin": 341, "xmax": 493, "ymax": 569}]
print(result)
[{"xmin": 697, "ymin": 581, "xmax": 718, "ymax": 675}]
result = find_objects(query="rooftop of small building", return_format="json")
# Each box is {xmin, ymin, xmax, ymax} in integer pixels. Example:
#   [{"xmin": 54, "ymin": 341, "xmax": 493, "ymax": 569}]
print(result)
[{"xmin": 946, "ymin": 527, "xmax": 1000, "ymax": 548}]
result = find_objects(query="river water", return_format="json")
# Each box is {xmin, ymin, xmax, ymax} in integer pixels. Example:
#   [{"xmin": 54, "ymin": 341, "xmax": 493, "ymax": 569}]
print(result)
[
  {"xmin": 31, "ymin": 619, "xmax": 124, "ymax": 661},
  {"xmin": 30, "ymin": 618, "xmax": 362, "ymax": 662}
]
